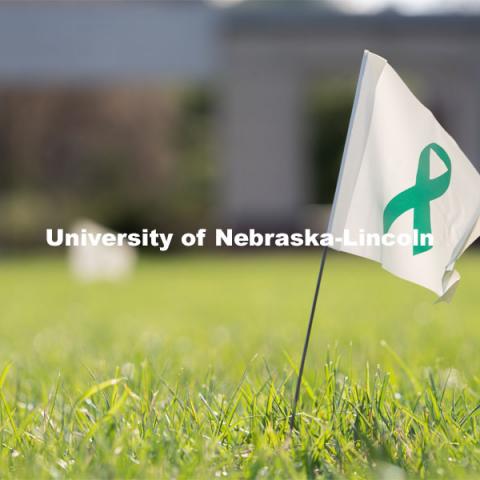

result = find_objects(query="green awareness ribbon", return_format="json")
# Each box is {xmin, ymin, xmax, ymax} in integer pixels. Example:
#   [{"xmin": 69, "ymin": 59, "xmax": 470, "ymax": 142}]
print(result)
[{"xmin": 383, "ymin": 142, "xmax": 451, "ymax": 256}]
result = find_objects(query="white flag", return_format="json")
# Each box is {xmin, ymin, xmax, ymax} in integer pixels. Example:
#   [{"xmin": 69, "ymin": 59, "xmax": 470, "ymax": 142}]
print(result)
[{"xmin": 329, "ymin": 50, "xmax": 480, "ymax": 299}]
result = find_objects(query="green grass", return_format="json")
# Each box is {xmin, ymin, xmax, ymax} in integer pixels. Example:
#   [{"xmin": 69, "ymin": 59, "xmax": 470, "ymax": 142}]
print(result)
[{"xmin": 0, "ymin": 251, "xmax": 479, "ymax": 479}]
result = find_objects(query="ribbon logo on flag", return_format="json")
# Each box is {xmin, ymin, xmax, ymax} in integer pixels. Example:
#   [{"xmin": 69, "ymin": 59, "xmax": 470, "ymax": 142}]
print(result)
[{"xmin": 383, "ymin": 142, "xmax": 452, "ymax": 255}]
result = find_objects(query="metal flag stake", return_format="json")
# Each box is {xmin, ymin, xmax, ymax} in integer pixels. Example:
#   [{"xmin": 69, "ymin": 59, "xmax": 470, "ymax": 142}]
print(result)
[{"xmin": 289, "ymin": 245, "xmax": 329, "ymax": 433}]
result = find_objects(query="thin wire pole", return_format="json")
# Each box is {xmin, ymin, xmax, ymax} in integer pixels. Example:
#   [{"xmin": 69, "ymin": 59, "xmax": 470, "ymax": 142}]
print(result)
[{"xmin": 289, "ymin": 245, "xmax": 329, "ymax": 433}]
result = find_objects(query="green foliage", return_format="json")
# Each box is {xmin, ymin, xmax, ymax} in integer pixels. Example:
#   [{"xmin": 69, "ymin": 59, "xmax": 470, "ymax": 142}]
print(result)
[
  {"xmin": 0, "ymin": 88, "xmax": 215, "ymax": 247},
  {"xmin": 308, "ymin": 80, "xmax": 355, "ymax": 204},
  {"xmin": 0, "ymin": 252, "xmax": 479, "ymax": 478}
]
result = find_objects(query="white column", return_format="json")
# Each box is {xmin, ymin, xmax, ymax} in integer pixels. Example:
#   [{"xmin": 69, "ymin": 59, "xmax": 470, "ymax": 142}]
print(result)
[{"xmin": 219, "ymin": 55, "xmax": 306, "ymax": 229}]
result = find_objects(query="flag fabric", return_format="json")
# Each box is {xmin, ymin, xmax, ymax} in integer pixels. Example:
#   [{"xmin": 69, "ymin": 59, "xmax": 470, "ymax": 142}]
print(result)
[{"xmin": 329, "ymin": 50, "xmax": 480, "ymax": 299}]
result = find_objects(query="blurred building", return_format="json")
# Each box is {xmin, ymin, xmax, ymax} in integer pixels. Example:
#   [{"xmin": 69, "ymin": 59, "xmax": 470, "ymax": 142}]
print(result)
[{"xmin": 0, "ymin": 0, "xmax": 479, "ymax": 231}]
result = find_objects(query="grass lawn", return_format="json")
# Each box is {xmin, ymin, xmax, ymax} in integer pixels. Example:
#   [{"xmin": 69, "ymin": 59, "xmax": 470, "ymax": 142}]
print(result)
[{"xmin": 0, "ymin": 251, "xmax": 479, "ymax": 479}]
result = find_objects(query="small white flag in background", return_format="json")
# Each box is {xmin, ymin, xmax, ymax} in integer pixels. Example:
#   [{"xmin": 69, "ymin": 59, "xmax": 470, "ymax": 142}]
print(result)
[
  {"xmin": 69, "ymin": 219, "xmax": 136, "ymax": 282},
  {"xmin": 329, "ymin": 50, "xmax": 480, "ymax": 299}
]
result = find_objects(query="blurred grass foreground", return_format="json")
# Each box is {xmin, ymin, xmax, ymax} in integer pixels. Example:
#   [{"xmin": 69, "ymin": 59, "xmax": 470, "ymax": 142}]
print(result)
[{"xmin": 0, "ymin": 252, "xmax": 479, "ymax": 479}]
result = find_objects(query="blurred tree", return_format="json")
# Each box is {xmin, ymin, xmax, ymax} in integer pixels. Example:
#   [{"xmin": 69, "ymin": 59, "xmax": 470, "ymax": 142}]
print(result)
[
  {"xmin": 307, "ymin": 80, "xmax": 355, "ymax": 204},
  {"xmin": 0, "ymin": 87, "xmax": 214, "ymax": 249}
]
